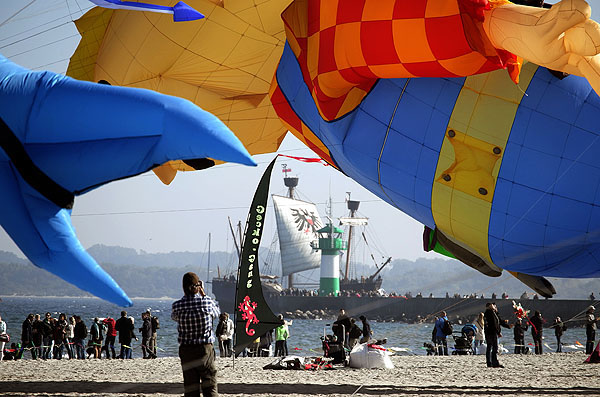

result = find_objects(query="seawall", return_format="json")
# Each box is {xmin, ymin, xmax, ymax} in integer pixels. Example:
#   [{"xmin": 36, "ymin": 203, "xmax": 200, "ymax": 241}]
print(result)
[{"xmin": 266, "ymin": 296, "xmax": 595, "ymax": 326}]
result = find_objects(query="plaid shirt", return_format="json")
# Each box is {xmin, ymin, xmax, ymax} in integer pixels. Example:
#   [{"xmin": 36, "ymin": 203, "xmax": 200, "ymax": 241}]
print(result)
[{"xmin": 171, "ymin": 294, "xmax": 220, "ymax": 345}]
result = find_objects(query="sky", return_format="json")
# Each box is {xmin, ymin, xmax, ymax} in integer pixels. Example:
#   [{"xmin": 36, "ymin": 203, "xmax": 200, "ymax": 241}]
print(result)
[{"xmin": 0, "ymin": 0, "xmax": 599, "ymax": 265}]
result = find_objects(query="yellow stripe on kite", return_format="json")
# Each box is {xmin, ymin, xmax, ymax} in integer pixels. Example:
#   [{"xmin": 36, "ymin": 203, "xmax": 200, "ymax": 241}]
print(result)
[{"xmin": 431, "ymin": 62, "xmax": 538, "ymax": 267}]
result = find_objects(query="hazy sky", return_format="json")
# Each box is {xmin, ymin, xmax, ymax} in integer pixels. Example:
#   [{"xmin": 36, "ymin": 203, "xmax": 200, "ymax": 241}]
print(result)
[{"xmin": 0, "ymin": 0, "xmax": 599, "ymax": 265}]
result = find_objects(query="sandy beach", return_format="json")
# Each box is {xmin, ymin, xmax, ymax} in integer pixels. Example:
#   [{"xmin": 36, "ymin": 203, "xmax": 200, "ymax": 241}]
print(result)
[{"xmin": 1, "ymin": 352, "xmax": 598, "ymax": 396}]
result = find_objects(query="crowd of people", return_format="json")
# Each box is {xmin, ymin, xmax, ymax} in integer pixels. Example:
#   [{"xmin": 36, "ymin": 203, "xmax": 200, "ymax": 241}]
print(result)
[
  {"xmin": 0, "ymin": 310, "xmax": 159, "ymax": 361},
  {"xmin": 426, "ymin": 303, "xmax": 599, "ymax": 368},
  {"xmin": 329, "ymin": 309, "xmax": 379, "ymax": 349}
]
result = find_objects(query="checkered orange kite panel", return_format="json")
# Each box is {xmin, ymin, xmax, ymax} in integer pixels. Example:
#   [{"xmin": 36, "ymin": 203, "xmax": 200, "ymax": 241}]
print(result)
[{"xmin": 281, "ymin": 0, "xmax": 520, "ymax": 120}]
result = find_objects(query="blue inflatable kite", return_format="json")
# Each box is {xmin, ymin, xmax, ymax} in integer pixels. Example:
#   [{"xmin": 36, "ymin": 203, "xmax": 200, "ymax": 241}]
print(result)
[
  {"xmin": 0, "ymin": 55, "xmax": 255, "ymax": 306},
  {"xmin": 273, "ymin": 41, "xmax": 600, "ymax": 296}
]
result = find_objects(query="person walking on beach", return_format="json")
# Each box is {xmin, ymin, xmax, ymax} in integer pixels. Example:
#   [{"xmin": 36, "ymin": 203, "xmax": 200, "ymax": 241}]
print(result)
[
  {"xmin": 334, "ymin": 309, "xmax": 352, "ymax": 347},
  {"xmin": 73, "ymin": 315, "xmax": 88, "ymax": 359},
  {"xmin": 172, "ymin": 272, "xmax": 220, "ymax": 397},
  {"xmin": 31, "ymin": 314, "xmax": 44, "ymax": 359},
  {"xmin": 65, "ymin": 316, "xmax": 75, "ymax": 359},
  {"xmin": 513, "ymin": 317, "xmax": 528, "ymax": 354},
  {"xmin": 115, "ymin": 311, "xmax": 135, "ymax": 359},
  {"xmin": 41, "ymin": 312, "xmax": 53, "ymax": 359},
  {"xmin": 530, "ymin": 311, "xmax": 544, "ymax": 355},
  {"xmin": 359, "ymin": 315, "xmax": 372, "ymax": 344},
  {"xmin": 474, "ymin": 312, "xmax": 485, "ymax": 354},
  {"xmin": 553, "ymin": 317, "xmax": 566, "ymax": 353},
  {"xmin": 0, "ymin": 314, "xmax": 7, "ymax": 361},
  {"xmin": 275, "ymin": 314, "xmax": 290, "ymax": 357},
  {"xmin": 348, "ymin": 318, "xmax": 362, "ymax": 349},
  {"xmin": 102, "ymin": 316, "xmax": 117, "ymax": 359},
  {"xmin": 150, "ymin": 311, "xmax": 160, "ymax": 358},
  {"xmin": 216, "ymin": 313, "xmax": 233, "ymax": 358},
  {"xmin": 90, "ymin": 318, "xmax": 104, "ymax": 359},
  {"xmin": 259, "ymin": 329, "xmax": 273, "ymax": 357},
  {"xmin": 53, "ymin": 314, "xmax": 68, "ymax": 360},
  {"xmin": 434, "ymin": 311, "xmax": 449, "ymax": 356},
  {"xmin": 140, "ymin": 312, "xmax": 155, "ymax": 359},
  {"xmin": 586, "ymin": 305, "xmax": 597, "ymax": 354},
  {"xmin": 21, "ymin": 313, "xmax": 36, "ymax": 360},
  {"xmin": 484, "ymin": 302, "xmax": 511, "ymax": 368}
]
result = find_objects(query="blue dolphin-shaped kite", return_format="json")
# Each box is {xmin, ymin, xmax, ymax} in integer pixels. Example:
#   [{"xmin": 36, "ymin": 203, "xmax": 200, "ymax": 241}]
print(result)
[
  {"xmin": 0, "ymin": 55, "xmax": 256, "ymax": 306},
  {"xmin": 88, "ymin": 0, "xmax": 204, "ymax": 22}
]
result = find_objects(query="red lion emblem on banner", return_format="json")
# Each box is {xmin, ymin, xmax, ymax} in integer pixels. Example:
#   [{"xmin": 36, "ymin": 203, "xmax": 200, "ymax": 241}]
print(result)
[{"xmin": 238, "ymin": 295, "xmax": 259, "ymax": 336}]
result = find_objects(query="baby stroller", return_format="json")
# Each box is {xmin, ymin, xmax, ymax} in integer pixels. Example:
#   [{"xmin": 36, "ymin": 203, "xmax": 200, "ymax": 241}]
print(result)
[
  {"xmin": 321, "ymin": 325, "xmax": 348, "ymax": 365},
  {"xmin": 452, "ymin": 324, "xmax": 476, "ymax": 355}
]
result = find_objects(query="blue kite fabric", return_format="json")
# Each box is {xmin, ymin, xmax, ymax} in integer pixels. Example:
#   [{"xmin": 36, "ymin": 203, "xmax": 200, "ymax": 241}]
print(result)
[
  {"xmin": 274, "ymin": 41, "xmax": 600, "ymax": 279},
  {"xmin": 88, "ymin": 0, "xmax": 204, "ymax": 22},
  {"xmin": 0, "ymin": 54, "xmax": 255, "ymax": 306}
]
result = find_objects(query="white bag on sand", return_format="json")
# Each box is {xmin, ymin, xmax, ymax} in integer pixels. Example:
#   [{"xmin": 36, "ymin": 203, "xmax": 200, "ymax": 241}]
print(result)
[
  {"xmin": 476, "ymin": 343, "xmax": 487, "ymax": 355},
  {"xmin": 349, "ymin": 343, "xmax": 394, "ymax": 369}
]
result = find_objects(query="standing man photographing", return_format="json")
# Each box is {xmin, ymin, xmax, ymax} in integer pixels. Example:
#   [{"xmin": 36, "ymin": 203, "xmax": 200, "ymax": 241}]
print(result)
[
  {"xmin": 484, "ymin": 302, "xmax": 511, "ymax": 368},
  {"xmin": 172, "ymin": 272, "xmax": 220, "ymax": 397}
]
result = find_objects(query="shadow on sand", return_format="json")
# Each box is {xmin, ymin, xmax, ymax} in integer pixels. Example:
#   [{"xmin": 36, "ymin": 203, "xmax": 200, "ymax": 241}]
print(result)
[{"xmin": 1, "ymin": 381, "xmax": 600, "ymax": 395}]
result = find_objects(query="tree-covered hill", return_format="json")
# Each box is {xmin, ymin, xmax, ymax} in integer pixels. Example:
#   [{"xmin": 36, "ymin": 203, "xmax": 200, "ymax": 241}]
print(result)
[{"xmin": 0, "ymin": 246, "xmax": 597, "ymax": 299}]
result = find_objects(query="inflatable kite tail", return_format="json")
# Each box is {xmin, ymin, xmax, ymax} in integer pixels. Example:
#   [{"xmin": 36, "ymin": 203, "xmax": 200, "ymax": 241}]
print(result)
[
  {"xmin": 31, "ymin": 246, "xmax": 132, "ymax": 307},
  {"xmin": 0, "ymin": 165, "xmax": 131, "ymax": 307},
  {"xmin": 159, "ymin": 95, "xmax": 257, "ymax": 168}
]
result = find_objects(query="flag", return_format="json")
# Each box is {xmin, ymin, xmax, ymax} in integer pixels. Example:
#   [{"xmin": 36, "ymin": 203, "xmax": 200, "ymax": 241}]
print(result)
[{"xmin": 234, "ymin": 157, "xmax": 283, "ymax": 355}]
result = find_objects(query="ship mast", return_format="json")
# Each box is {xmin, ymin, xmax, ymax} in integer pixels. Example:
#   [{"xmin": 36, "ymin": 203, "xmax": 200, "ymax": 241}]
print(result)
[
  {"xmin": 343, "ymin": 194, "xmax": 360, "ymax": 281},
  {"xmin": 282, "ymin": 163, "xmax": 298, "ymax": 289},
  {"xmin": 339, "ymin": 194, "xmax": 368, "ymax": 282}
]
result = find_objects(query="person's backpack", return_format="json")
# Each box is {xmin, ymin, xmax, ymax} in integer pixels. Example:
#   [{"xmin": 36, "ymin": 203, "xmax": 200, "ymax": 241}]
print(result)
[
  {"xmin": 442, "ymin": 319, "xmax": 453, "ymax": 336},
  {"xmin": 151, "ymin": 316, "xmax": 160, "ymax": 332}
]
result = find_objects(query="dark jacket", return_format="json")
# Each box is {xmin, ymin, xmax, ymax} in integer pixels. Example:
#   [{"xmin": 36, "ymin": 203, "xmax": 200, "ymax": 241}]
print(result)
[
  {"xmin": 53, "ymin": 321, "xmax": 67, "ymax": 343},
  {"xmin": 484, "ymin": 308, "xmax": 509, "ymax": 337},
  {"xmin": 349, "ymin": 324, "xmax": 362, "ymax": 339},
  {"xmin": 74, "ymin": 321, "xmax": 88, "ymax": 339},
  {"xmin": 21, "ymin": 319, "xmax": 33, "ymax": 343},
  {"xmin": 115, "ymin": 317, "xmax": 134, "ymax": 344},
  {"xmin": 333, "ymin": 315, "xmax": 352, "ymax": 336},
  {"xmin": 32, "ymin": 320, "xmax": 45, "ymax": 344},
  {"xmin": 530, "ymin": 314, "xmax": 544, "ymax": 337},
  {"xmin": 41, "ymin": 319, "xmax": 53, "ymax": 337},
  {"xmin": 361, "ymin": 319, "xmax": 371, "ymax": 338},
  {"xmin": 140, "ymin": 318, "xmax": 152, "ymax": 340},
  {"xmin": 513, "ymin": 320, "xmax": 528, "ymax": 339},
  {"xmin": 553, "ymin": 320, "xmax": 566, "ymax": 337}
]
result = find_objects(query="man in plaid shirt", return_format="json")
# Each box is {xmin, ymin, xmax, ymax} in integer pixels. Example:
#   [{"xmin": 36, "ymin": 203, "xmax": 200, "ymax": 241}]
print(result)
[{"xmin": 172, "ymin": 272, "xmax": 221, "ymax": 397}]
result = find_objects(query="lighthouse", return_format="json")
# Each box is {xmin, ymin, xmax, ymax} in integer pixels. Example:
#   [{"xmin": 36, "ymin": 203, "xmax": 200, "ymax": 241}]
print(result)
[{"xmin": 312, "ymin": 222, "xmax": 347, "ymax": 296}]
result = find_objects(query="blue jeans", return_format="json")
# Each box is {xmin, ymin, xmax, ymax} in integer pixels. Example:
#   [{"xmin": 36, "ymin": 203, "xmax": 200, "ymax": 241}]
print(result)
[
  {"xmin": 73, "ymin": 338, "xmax": 85, "ymax": 359},
  {"xmin": 120, "ymin": 345, "xmax": 132, "ymax": 359},
  {"xmin": 435, "ymin": 337, "xmax": 448, "ymax": 356}
]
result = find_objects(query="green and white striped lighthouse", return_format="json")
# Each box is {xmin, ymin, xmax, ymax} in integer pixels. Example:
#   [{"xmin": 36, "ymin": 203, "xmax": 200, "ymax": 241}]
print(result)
[{"xmin": 311, "ymin": 223, "xmax": 346, "ymax": 296}]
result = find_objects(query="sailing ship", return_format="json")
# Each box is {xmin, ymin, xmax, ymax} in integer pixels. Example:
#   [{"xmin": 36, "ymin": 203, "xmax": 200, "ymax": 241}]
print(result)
[{"xmin": 212, "ymin": 164, "xmax": 390, "ymax": 313}]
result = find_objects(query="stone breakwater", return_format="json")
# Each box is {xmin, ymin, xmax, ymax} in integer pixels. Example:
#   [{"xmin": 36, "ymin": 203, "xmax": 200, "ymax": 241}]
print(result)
[{"xmin": 272, "ymin": 297, "xmax": 596, "ymax": 326}]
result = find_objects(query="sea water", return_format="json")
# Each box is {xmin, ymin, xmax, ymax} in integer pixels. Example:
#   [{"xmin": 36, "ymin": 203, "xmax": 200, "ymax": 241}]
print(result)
[{"xmin": 0, "ymin": 297, "xmax": 589, "ymax": 358}]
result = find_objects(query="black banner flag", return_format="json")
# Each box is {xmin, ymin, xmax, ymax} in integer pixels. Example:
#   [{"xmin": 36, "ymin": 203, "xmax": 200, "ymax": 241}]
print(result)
[{"xmin": 234, "ymin": 157, "xmax": 282, "ymax": 355}]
